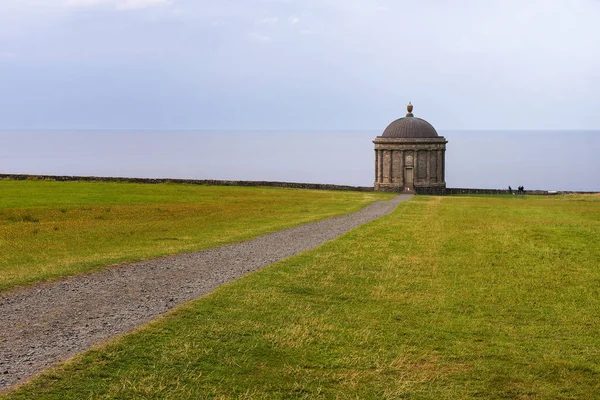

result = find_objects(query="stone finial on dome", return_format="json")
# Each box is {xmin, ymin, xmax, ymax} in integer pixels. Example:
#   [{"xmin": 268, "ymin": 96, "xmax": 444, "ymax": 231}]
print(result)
[{"xmin": 406, "ymin": 102, "xmax": 414, "ymax": 117}]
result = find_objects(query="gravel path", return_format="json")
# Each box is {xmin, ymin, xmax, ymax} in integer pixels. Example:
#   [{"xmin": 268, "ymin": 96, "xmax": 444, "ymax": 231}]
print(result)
[{"xmin": 0, "ymin": 194, "xmax": 411, "ymax": 391}]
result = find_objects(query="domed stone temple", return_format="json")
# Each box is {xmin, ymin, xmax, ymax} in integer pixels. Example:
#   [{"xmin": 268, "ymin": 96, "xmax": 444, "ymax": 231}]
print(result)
[{"xmin": 373, "ymin": 103, "xmax": 448, "ymax": 194}]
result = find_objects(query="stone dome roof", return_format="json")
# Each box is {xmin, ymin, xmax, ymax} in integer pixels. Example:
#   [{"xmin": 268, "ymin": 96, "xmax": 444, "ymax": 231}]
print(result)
[{"xmin": 381, "ymin": 103, "xmax": 439, "ymax": 138}]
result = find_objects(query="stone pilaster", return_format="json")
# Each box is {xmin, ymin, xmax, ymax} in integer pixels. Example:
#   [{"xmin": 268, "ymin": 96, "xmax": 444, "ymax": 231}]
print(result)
[
  {"xmin": 374, "ymin": 149, "xmax": 378, "ymax": 183},
  {"xmin": 378, "ymin": 150, "xmax": 384, "ymax": 183},
  {"xmin": 442, "ymin": 149, "xmax": 446, "ymax": 182},
  {"xmin": 437, "ymin": 150, "xmax": 443, "ymax": 183},
  {"xmin": 414, "ymin": 150, "xmax": 418, "ymax": 185},
  {"xmin": 383, "ymin": 150, "xmax": 390, "ymax": 182},
  {"xmin": 426, "ymin": 150, "xmax": 431, "ymax": 182},
  {"xmin": 399, "ymin": 150, "xmax": 405, "ymax": 186},
  {"xmin": 389, "ymin": 151, "xmax": 394, "ymax": 182}
]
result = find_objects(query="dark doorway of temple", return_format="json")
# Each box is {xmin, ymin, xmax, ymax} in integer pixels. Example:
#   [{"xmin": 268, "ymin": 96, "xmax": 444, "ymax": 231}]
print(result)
[{"xmin": 404, "ymin": 167, "xmax": 414, "ymax": 189}]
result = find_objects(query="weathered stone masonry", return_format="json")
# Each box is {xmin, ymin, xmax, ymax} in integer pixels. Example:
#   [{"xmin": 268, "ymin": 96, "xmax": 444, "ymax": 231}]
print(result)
[
  {"xmin": 374, "ymin": 103, "xmax": 448, "ymax": 194},
  {"xmin": 373, "ymin": 138, "xmax": 447, "ymax": 193}
]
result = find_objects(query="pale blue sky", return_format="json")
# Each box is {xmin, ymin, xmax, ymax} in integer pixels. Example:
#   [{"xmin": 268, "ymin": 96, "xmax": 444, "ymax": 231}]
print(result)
[{"xmin": 1, "ymin": 0, "xmax": 599, "ymax": 130}]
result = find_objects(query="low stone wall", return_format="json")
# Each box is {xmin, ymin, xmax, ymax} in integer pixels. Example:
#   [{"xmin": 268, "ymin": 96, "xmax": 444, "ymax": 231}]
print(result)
[
  {"xmin": 2, "ymin": 174, "xmax": 596, "ymax": 195},
  {"xmin": 414, "ymin": 187, "xmax": 447, "ymax": 195},
  {"xmin": 445, "ymin": 188, "xmax": 597, "ymax": 195},
  {"xmin": 0, "ymin": 174, "xmax": 374, "ymax": 192},
  {"xmin": 447, "ymin": 188, "xmax": 512, "ymax": 195}
]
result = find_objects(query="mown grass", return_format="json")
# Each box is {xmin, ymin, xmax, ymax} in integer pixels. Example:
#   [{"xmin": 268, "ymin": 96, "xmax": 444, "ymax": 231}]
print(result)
[
  {"xmin": 0, "ymin": 180, "xmax": 392, "ymax": 292},
  {"xmin": 4, "ymin": 194, "xmax": 599, "ymax": 399}
]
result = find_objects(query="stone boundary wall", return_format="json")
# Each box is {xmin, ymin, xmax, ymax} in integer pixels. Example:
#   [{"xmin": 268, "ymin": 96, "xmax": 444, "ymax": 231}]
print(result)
[
  {"xmin": 413, "ymin": 187, "xmax": 447, "ymax": 196},
  {"xmin": 445, "ymin": 188, "xmax": 598, "ymax": 195},
  {"xmin": 0, "ymin": 174, "xmax": 374, "ymax": 192},
  {"xmin": 1, "ymin": 174, "xmax": 596, "ymax": 195}
]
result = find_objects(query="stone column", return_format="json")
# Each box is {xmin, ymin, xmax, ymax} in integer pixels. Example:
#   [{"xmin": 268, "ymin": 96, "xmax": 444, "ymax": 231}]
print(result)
[
  {"xmin": 425, "ymin": 150, "xmax": 431, "ymax": 185},
  {"xmin": 374, "ymin": 149, "xmax": 378, "ymax": 183},
  {"xmin": 383, "ymin": 150, "xmax": 391, "ymax": 183},
  {"xmin": 413, "ymin": 149, "xmax": 418, "ymax": 185},
  {"xmin": 399, "ymin": 150, "xmax": 405, "ymax": 186},
  {"xmin": 377, "ymin": 150, "xmax": 381, "ymax": 183},
  {"xmin": 437, "ymin": 150, "xmax": 443, "ymax": 183},
  {"xmin": 378, "ymin": 150, "xmax": 384, "ymax": 183},
  {"xmin": 442, "ymin": 149, "xmax": 446, "ymax": 182},
  {"xmin": 389, "ymin": 151, "xmax": 394, "ymax": 183}
]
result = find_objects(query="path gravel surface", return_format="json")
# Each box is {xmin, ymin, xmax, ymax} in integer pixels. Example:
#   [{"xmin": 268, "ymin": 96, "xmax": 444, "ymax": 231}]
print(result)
[{"xmin": 0, "ymin": 194, "xmax": 411, "ymax": 391}]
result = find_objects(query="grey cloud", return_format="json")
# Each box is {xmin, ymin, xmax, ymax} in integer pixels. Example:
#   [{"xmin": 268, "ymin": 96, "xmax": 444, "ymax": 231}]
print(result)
[{"xmin": 0, "ymin": 0, "xmax": 598, "ymax": 129}]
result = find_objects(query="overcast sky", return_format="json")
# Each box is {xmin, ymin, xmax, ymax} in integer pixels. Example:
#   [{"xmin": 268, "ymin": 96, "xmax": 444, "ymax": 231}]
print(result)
[{"xmin": 1, "ymin": 0, "xmax": 599, "ymax": 130}]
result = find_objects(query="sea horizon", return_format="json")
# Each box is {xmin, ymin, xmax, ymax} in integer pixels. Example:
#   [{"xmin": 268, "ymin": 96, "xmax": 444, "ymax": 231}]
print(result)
[{"xmin": 1, "ymin": 129, "xmax": 599, "ymax": 192}]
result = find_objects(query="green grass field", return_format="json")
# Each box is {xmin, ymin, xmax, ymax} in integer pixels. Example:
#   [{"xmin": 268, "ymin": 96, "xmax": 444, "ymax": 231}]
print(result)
[
  {"xmin": 0, "ymin": 180, "xmax": 392, "ymax": 292},
  {"xmin": 4, "ymin": 194, "xmax": 599, "ymax": 399}
]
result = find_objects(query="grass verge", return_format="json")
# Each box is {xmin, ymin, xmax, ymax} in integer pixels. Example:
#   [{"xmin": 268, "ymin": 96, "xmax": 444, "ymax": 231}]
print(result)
[
  {"xmin": 3, "ymin": 194, "xmax": 599, "ymax": 399},
  {"xmin": 0, "ymin": 180, "xmax": 392, "ymax": 292}
]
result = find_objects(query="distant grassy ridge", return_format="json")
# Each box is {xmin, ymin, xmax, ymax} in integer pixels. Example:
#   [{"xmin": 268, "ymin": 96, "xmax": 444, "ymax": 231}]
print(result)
[
  {"xmin": 4, "ymin": 194, "xmax": 599, "ymax": 399},
  {"xmin": 0, "ymin": 180, "xmax": 392, "ymax": 292}
]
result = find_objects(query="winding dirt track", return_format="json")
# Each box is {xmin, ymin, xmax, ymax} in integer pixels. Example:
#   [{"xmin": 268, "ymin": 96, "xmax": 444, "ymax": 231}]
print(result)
[{"xmin": 0, "ymin": 194, "xmax": 411, "ymax": 391}]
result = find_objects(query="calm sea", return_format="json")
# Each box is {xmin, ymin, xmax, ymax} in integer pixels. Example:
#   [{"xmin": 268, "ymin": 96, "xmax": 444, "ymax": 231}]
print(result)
[{"xmin": 1, "ymin": 130, "xmax": 598, "ymax": 191}]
